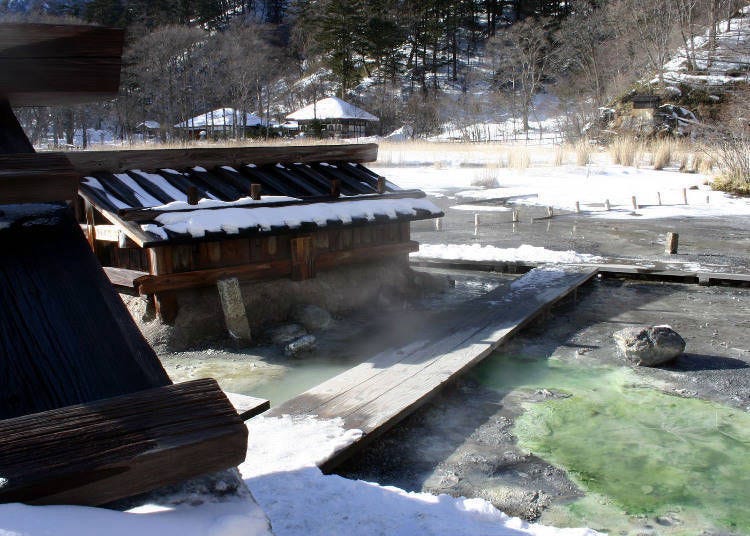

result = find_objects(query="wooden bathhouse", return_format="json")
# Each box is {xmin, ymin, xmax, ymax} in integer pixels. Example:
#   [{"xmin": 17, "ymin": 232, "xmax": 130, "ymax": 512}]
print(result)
[
  {"xmin": 286, "ymin": 97, "xmax": 379, "ymax": 138},
  {"xmin": 175, "ymin": 107, "xmax": 264, "ymax": 139},
  {"xmin": 0, "ymin": 22, "xmax": 249, "ymax": 507},
  {"xmin": 71, "ymin": 143, "xmax": 442, "ymax": 322}
]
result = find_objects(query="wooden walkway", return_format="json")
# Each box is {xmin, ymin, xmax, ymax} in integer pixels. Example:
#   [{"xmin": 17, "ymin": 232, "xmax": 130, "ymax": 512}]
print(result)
[{"xmin": 270, "ymin": 265, "xmax": 598, "ymax": 472}]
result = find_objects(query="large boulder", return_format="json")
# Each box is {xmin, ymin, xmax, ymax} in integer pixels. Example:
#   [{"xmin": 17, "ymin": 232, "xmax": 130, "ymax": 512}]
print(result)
[
  {"xmin": 292, "ymin": 304, "xmax": 332, "ymax": 332},
  {"xmin": 613, "ymin": 325, "xmax": 686, "ymax": 366}
]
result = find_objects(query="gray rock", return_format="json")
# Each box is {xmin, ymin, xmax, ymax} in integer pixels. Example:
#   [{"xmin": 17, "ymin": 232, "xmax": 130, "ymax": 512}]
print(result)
[
  {"xmin": 268, "ymin": 323, "xmax": 308, "ymax": 345},
  {"xmin": 614, "ymin": 325, "xmax": 686, "ymax": 366},
  {"xmin": 284, "ymin": 334, "xmax": 317, "ymax": 357},
  {"xmin": 292, "ymin": 304, "xmax": 332, "ymax": 331}
]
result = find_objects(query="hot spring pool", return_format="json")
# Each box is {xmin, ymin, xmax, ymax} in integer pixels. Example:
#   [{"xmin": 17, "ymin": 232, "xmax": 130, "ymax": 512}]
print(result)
[{"xmin": 471, "ymin": 354, "xmax": 750, "ymax": 535}]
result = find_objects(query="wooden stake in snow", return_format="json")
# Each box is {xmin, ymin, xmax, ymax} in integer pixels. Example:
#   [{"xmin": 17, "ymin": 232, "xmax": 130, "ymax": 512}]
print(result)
[
  {"xmin": 512, "ymin": 208, "xmax": 519, "ymax": 222},
  {"xmin": 474, "ymin": 213, "xmax": 480, "ymax": 227},
  {"xmin": 631, "ymin": 196, "xmax": 638, "ymax": 211},
  {"xmin": 546, "ymin": 206, "xmax": 554, "ymax": 218},
  {"xmin": 706, "ymin": 194, "xmax": 710, "ymax": 205},
  {"xmin": 250, "ymin": 183, "xmax": 261, "ymax": 200},
  {"xmin": 605, "ymin": 199, "xmax": 611, "ymax": 211},
  {"xmin": 657, "ymin": 192, "xmax": 662, "ymax": 205},
  {"xmin": 682, "ymin": 188, "xmax": 688, "ymax": 205},
  {"xmin": 434, "ymin": 218, "xmax": 442, "ymax": 231},
  {"xmin": 575, "ymin": 201, "xmax": 581, "ymax": 214},
  {"xmin": 665, "ymin": 232, "xmax": 679, "ymax": 255}
]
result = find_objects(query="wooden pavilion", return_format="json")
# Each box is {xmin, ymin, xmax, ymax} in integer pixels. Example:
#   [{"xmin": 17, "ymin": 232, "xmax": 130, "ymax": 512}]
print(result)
[
  {"xmin": 71, "ymin": 143, "xmax": 441, "ymax": 323},
  {"xmin": 286, "ymin": 97, "xmax": 379, "ymax": 138}
]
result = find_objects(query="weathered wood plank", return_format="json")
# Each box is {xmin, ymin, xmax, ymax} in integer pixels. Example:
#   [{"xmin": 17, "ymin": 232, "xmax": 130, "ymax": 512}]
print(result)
[
  {"xmin": 225, "ymin": 392, "xmax": 270, "ymax": 421},
  {"xmin": 66, "ymin": 144, "xmax": 379, "ymax": 175},
  {"xmin": 0, "ymin": 152, "xmax": 79, "ymax": 202},
  {"xmin": 103, "ymin": 266, "xmax": 148, "ymax": 289},
  {"xmin": 269, "ymin": 267, "xmax": 599, "ymax": 471},
  {"xmin": 0, "ymin": 207, "xmax": 171, "ymax": 419},
  {"xmin": 0, "ymin": 378, "xmax": 247, "ymax": 506},
  {"xmin": 290, "ymin": 236, "xmax": 315, "ymax": 281},
  {"xmin": 136, "ymin": 241, "xmax": 418, "ymax": 294},
  {"xmin": 0, "ymin": 23, "xmax": 124, "ymax": 106}
]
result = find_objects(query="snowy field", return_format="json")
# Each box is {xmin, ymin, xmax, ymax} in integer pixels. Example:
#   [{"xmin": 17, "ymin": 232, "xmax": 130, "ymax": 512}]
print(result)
[{"xmin": 373, "ymin": 158, "xmax": 750, "ymax": 222}]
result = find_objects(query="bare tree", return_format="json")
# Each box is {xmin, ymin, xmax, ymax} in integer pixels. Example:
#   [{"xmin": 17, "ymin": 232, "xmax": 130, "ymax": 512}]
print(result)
[{"xmin": 488, "ymin": 18, "xmax": 557, "ymax": 134}]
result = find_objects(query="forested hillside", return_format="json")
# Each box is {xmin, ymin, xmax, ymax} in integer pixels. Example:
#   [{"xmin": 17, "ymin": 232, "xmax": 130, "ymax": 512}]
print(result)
[{"xmin": 2, "ymin": 0, "xmax": 748, "ymax": 145}]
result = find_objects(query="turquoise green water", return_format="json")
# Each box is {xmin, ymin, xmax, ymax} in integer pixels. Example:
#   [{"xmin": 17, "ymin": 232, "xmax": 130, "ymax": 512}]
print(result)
[{"xmin": 471, "ymin": 355, "xmax": 750, "ymax": 535}]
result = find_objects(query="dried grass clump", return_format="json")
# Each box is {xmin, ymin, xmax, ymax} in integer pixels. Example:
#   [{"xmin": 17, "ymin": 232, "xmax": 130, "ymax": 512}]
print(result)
[
  {"xmin": 553, "ymin": 145, "xmax": 565, "ymax": 166},
  {"xmin": 509, "ymin": 147, "xmax": 531, "ymax": 169},
  {"xmin": 652, "ymin": 140, "xmax": 673, "ymax": 170},
  {"xmin": 611, "ymin": 137, "xmax": 641, "ymax": 167},
  {"xmin": 710, "ymin": 136, "xmax": 750, "ymax": 195},
  {"xmin": 472, "ymin": 167, "xmax": 500, "ymax": 188},
  {"xmin": 575, "ymin": 140, "xmax": 592, "ymax": 166}
]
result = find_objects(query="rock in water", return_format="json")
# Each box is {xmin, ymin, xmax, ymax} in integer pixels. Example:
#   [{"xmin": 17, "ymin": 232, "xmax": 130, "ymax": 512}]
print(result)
[
  {"xmin": 268, "ymin": 323, "xmax": 308, "ymax": 346},
  {"xmin": 292, "ymin": 304, "xmax": 332, "ymax": 331},
  {"xmin": 284, "ymin": 335, "xmax": 317, "ymax": 357},
  {"xmin": 613, "ymin": 325, "xmax": 686, "ymax": 366}
]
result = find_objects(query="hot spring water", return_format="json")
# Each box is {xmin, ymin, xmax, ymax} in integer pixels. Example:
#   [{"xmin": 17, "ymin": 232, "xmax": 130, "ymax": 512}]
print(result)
[{"xmin": 471, "ymin": 354, "xmax": 750, "ymax": 534}]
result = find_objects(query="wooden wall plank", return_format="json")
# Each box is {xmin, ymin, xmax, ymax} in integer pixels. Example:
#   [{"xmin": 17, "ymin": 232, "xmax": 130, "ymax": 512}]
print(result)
[
  {"xmin": 0, "ymin": 378, "xmax": 247, "ymax": 506},
  {"xmin": 290, "ymin": 236, "xmax": 315, "ymax": 281},
  {"xmin": 0, "ymin": 152, "xmax": 79, "ymax": 202}
]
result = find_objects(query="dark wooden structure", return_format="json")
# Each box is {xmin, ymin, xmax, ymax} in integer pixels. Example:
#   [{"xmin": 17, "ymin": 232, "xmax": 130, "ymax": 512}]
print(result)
[
  {"xmin": 631, "ymin": 94, "xmax": 662, "ymax": 110},
  {"xmin": 0, "ymin": 23, "xmax": 247, "ymax": 507},
  {"xmin": 72, "ymin": 143, "xmax": 442, "ymax": 321}
]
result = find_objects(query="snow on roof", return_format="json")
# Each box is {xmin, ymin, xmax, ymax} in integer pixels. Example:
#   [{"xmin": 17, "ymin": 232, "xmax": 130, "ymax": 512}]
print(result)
[
  {"xmin": 136, "ymin": 121, "xmax": 160, "ymax": 130},
  {"xmin": 175, "ymin": 108, "xmax": 263, "ymax": 129},
  {"xmin": 286, "ymin": 97, "xmax": 379, "ymax": 122}
]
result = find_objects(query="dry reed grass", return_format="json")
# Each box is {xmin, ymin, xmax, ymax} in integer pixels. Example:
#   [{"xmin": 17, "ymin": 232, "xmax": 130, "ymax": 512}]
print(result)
[{"xmin": 575, "ymin": 140, "xmax": 592, "ymax": 166}]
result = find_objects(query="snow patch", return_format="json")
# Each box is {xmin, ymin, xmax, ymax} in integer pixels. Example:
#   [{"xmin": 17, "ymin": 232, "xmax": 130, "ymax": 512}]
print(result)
[{"xmin": 412, "ymin": 244, "xmax": 602, "ymax": 264}]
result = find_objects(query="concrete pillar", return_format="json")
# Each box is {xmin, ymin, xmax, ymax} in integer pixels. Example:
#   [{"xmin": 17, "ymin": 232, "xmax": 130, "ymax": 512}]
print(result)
[{"xmin": 217, "ymin": 277, "xmax": 252, "ymax": 344}]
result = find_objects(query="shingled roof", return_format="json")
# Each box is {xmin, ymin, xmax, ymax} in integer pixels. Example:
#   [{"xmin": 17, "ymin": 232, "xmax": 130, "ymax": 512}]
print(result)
[{"xmin": 77, "ymin": 158, "xmax": 441, "ymax": 247}]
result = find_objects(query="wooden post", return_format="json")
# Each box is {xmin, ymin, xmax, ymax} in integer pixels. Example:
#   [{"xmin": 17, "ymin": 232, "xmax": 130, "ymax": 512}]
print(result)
[
  {"xmin": 605, "ymin": 199, "xmax": 611, "ymax": 211},
  {"xmin": 85, "ymin": 203, "xmax": 96, "ymax": 249},
  {"xmin": 330, "ymin": 179, "xmax": 341, "ymax": 199},
  {"xmin": 434, "ymin": 218, "xmax": 442, "ymax": 231},
  {"xmin": 474, "ymin": 213, "xmax": 480, "ymax": 227},
  {"xmin": 187, "ymin": 186, "xmax": 199, "ymax": 205},
  {"xmin": 665, "ymin": 232, "xmax": 679, "ymax": 255},
  {"xmin": 250, "ymin": 183, "xmax": 262, "ymax": 200},
  {"xmin": 290, "ymin": 236, "xmax": 315, "ymax": 281},
  {"xmin": 657, "ymin": 192, "xmax": 662, "ymax": 205},
  {"xmin": 631, "ymin": 196, "xmax": 638, "ymax": 211},
  {"xmin": 512, "ymin": 208, "xmax": 519, "ymax": 222},
  {"xmin": 546, "ymin": 206, "xmax": 554, "ymax": 218},
  {"xmin": 682, "ymin": 188, "xmax": 688, "ymax": 205},
  {"xmin": 376, "ymin": 176, "xmax": 386, "ymax": 194},
  {"xmin": 575, "ymin": 201, "xmax": 580, "ymax": 214},
  {"xmin": 706, "ymin": 195, "xmax": 710, "ymax": 205},
  {"xmin": 148, "ymin": 247, "xmax": 178, "ymax": 323}
]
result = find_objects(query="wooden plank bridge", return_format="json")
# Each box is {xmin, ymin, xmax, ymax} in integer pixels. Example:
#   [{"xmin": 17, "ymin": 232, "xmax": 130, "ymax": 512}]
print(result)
[{"xmin": 270, "ymin": 265, "xmax": 598, "ymax": 472}]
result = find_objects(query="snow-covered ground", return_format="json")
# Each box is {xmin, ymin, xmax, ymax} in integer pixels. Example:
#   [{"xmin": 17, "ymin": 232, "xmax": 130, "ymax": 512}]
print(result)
[
  {"xmin": 660, "ymin": 5, "xmax": 750, "ymax": 87},
  {"xmin": 0, "ymin": 416, "xmax": 599, "ymax": 536},
  {"xmin": 374, "ymin": 161, "xmax": 750, "ymax": 221}
]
